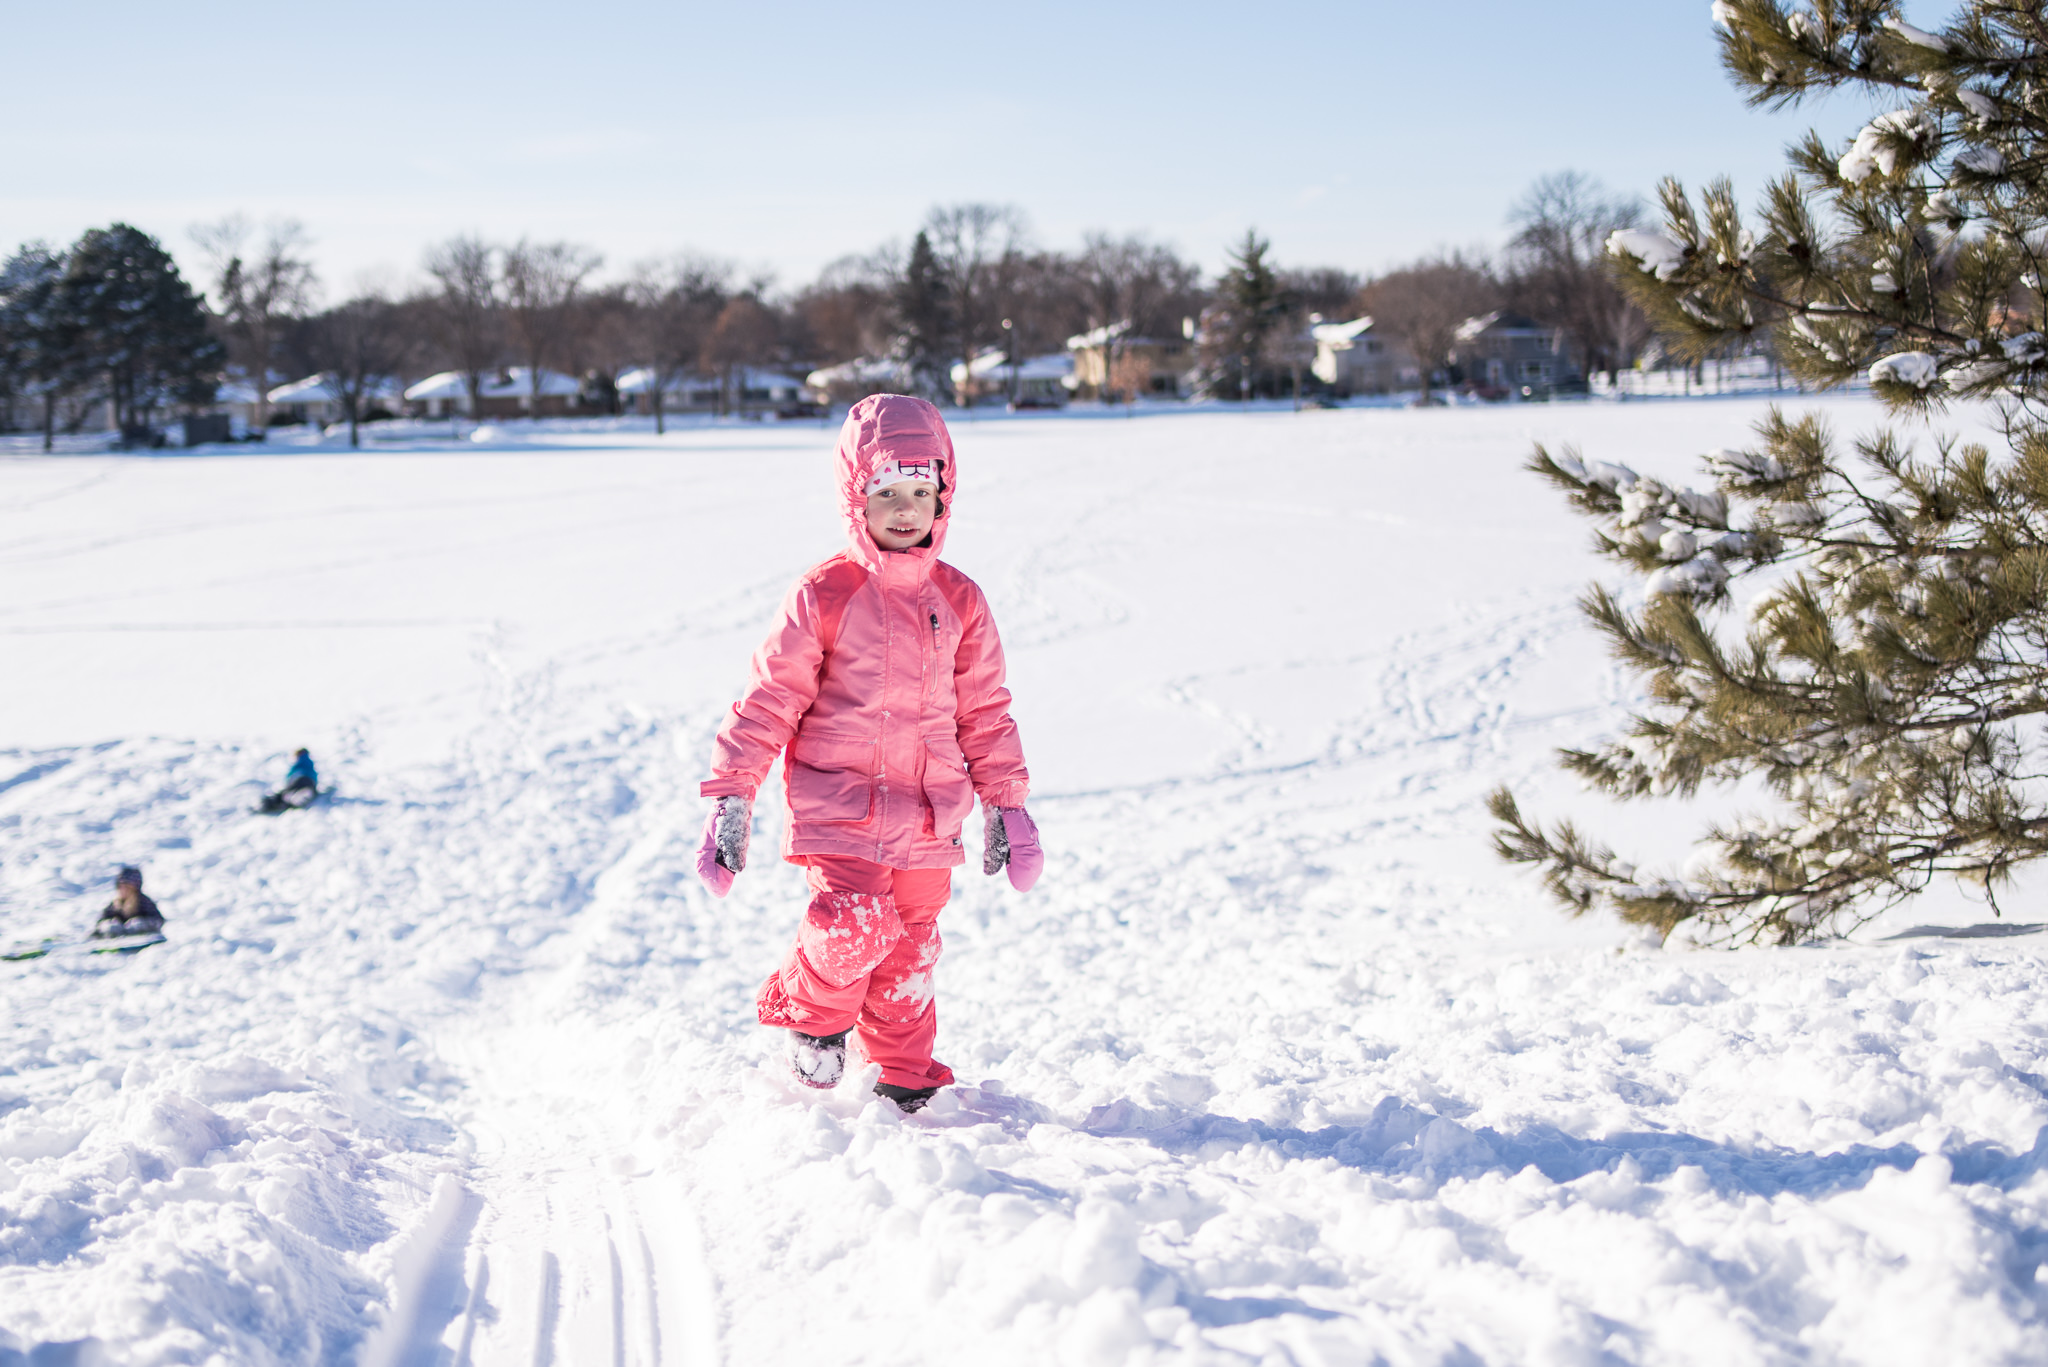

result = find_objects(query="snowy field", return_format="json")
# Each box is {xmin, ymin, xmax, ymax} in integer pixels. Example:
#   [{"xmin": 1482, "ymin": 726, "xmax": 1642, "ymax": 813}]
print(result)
[{"xmin": 3, "ymin": 398, "xmax": 2046, "ymax": 1366}]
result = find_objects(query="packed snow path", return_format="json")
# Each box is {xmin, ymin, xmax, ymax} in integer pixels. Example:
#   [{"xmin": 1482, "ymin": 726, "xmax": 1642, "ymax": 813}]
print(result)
[{"xmin": 3, "ymin": 402, "xmax": 2047, "ymax": 1365}]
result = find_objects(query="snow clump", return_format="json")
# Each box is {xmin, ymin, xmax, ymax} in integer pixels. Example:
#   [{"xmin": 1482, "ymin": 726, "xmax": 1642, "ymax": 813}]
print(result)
[
  {"xmin": 1646, "ymin": 554, "xmax": 1731, "ymax": 598},
  {"xmin": 1580, "ymin": 459, "xmax": 1639, "ymax": 491},
  {"xmin": 2002, "ymin": 333, "xmax": 2045, "ymax": 363},
  {"xmin": 1884, "ymin": 18, "xmax": 1948, "ymax": 51},
  {"xmin": 1870, "ymin": 351, "xmax": 1939, "ymax": 389},
  {"xmin": 1606, "ymin": 230, "xmax": 1690, "ymax": 281},
  {"xmin": 1706, "ymin": 447, "xmax": 1787, "ymax": 482},
  {"xmin": 1956, "ymin": 145, "xmax": 2007, "ymax": 175},
  {"xmin": 1839, "ymin": 111, "xmax": 1936, "ymax": 182},
  {"xmin": 1659, "ymin": 528, "xmax": 1699, "ymax": 561},
  {"xmin": 1945, "ymin": 359, "xmax": 2008, "ymax": 391}
]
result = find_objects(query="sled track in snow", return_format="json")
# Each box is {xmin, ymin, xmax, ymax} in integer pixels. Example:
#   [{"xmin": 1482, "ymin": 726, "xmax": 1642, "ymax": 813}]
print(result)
[
  {"xmin": 402, "ymin": 750, "xmax": 726, "ymax": 1367},
  {"xmin": 413, "ymin": 1115, "xmax": 717, "ymax": 1367}
]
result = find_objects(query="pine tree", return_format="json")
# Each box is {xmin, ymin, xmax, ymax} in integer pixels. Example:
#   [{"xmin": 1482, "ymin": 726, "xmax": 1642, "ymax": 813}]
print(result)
[
  {"xmin": 1200, "ymin": 230, "xmax": 1284, "ymax": 401},
  {"xmin": 56, "ymin": 224, "xmax": 221, "ymax": 436},
  {"xmin": 1494, "ymin": 1, "xmax": 2048, "ymax": 944},
  {"xmin": 0, "ymin": 243, "xmax": 80, "ymax": 451},
  {"xmin": 894, "ymin": 230, "xmax": 953, "ymax": 402}
]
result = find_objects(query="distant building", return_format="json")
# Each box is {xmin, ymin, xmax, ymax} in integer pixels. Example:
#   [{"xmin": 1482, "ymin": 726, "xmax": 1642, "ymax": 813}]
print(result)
[
  {"xmin": 403, "ymin": 368, "xmax": 583, "ymax": 419},
  {"xmin": 616, "ymin": 366, "xmax": 805, "ymax": 415},
  {"xmin": 213, "ymin": 380, "xmax": 261, "ymax": 436},
  {"xmin": 1452, "ymin": 312, "xmax": 1574, "ymax": 394},
  {"xmin": 1066, "ymin": 321, "xmax": 1190, "ymax": 400},
  {"xmin": 949, "ymin": 350, "xmax": 1074, "ymax": 407},
  {"xmin": 266, "ymin": 373, "xmax": 404, "ymax": 426},
  {"xmin": 806, "ymin": 357, "xmax": 915, "ymax": 407},
  {"xmin": 1309, "ymin": 317, "xmax": 1413, "ymax": 396}
]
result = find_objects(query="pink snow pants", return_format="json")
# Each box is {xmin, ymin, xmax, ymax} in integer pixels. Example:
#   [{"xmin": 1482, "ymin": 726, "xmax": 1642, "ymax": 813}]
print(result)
[{"xmin": 755, "ymin": 855, "xmax": 956, "ymax": 1092}]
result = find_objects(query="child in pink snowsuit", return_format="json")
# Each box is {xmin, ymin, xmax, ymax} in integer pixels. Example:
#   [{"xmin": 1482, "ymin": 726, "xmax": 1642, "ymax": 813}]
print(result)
[{"xmin": 695, "ymin": 393, "xmax": 1043, "ymax": 1112}]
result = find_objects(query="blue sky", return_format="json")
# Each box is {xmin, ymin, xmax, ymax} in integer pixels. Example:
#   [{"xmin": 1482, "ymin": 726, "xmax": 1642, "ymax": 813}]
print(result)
[{"xmin": 2, "ymin": 1, "xmax": 1940, "ymax": 299}]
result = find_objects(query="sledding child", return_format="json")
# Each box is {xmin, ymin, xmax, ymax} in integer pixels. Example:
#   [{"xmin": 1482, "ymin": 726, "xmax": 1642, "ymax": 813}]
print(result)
[
  {"xmin": 266, "ymin": 748, "xmax": 318, "ymax": 809},
  {"xmin": 695, "ymin": 393, "xmax": 1042, "ymax": 1112},
  {"xmin": 91, "ymin": 866, "xmax": 163, "ymax": 939}
]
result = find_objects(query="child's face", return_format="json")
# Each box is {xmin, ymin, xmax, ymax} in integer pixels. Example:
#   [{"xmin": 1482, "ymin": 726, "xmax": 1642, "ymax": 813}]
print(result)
[{"xmin": 865, "ymin": 480, "xmax": 941, "ymax": 551}]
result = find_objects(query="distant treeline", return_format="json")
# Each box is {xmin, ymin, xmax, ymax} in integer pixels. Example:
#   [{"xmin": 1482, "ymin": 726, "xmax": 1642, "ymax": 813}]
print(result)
[{"xmin": 0, "ymin": 174, "xmax": 1666, "ymax": 447}]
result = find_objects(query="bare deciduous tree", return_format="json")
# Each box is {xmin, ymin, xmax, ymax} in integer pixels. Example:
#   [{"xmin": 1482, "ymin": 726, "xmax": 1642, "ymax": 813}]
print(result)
[
  {"xmin": 628, "ymin": 255, "xmax": 731, "ymax": 432},
  {"xmin": 423, "ymin": 235, "xmax": 502, "ymax": 418},
  {"xmin": 1280, "ymin": 267, "xmax": 1365, "ymax": 323},
  {"xmin": 1502, "ymin": 171, "xmax": 1650, "ymax": 381},
  {"xmin": 561, "ymin": 285, "xmax": 638, "ymax": 415},
  {"xmin": 303, "ymin": 294, "xmax": 411, "ymax": 448},
  {"xmin": 502, "ymin": 239, "xmax": 602, "ymax": 419},
  {"xmin": 794, "ymin": 248, "xmax": 899, "ymax": 368},
  {"xmin": 924, "ymin": 204, "xmax": 1029, "ymax": 403},
  {"xmin": 1074, "ymin": 233, "xmax": 1206, "ymax": 396},
  {"xmin": 191, "ymin": 215, "xmax": 318, "ymax": 431},
  {"xmin": 1360, "ymin": 252, "xmax": 1501, "ymax": 402},
  {"xmin": 702, "ymin": 294, "xmax": 777, "ymax": 416}
]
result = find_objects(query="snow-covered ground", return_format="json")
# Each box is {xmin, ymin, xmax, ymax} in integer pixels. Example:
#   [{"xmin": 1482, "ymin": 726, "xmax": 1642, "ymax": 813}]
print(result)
[{"xmin": 3, "ymin": 399, "xmax": 2046, "ymax": 1365}]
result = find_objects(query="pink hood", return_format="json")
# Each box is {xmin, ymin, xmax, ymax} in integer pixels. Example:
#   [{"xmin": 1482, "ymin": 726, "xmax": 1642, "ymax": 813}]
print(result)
[{"xmin": 836, "ymin": 394, "xmax": 956, "ymax": 573}]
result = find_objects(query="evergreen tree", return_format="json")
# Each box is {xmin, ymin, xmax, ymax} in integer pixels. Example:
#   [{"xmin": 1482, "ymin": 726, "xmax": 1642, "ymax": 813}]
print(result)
[
  {"xmin": 1199, "ymin": 231, "xmax": 1284, "ymax": 401},
  {"xmin": 190, "ymin": 216, "xmax": 317, "ymax": 431},
  {"xmin": 0, "ymin": 243, "xmax": 80, "ymax": 451},
  {"xmin": 56, "ymin": 224, "xmax": 221, "ymax": 435},
  {"xmin": 893, "ymin": 230, "xmax": 953, "ymax": 402},
  {"xmin": 1493, "ymin": 1, "xmax": 2048, "ymax": 944}
]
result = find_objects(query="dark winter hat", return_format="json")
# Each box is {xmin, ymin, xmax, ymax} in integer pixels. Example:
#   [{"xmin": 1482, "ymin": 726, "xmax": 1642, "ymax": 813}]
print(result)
[
  {"xmin": 295, "ymin": 748, "xmax": 309, "ymax": 758},
  {"xmin": 115, "ymin": 865, "xmax": 142, "ymax": 888}
]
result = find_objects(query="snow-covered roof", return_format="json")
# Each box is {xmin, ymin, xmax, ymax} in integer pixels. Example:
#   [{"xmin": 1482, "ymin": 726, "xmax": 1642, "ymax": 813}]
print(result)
[
  {"xmin": 1310, "ymin": 317, "xmax": 1375, "ymax": 348},
  {"xmin": 267, "ymin": 374, "xmax": 405, "ymax": 405},
  {"xmin": 403, "ymin": 368, "xmax": 582, "ymax": 402},
  {"xmin": 806, "ymin": 357, "xmax": 909, "ymax": 389},
  {"xmin": 615, "ymin": 366, "xmax": 802, "ymax": 395},
  {"xmin": 268, "ymin": 375, "xmax": 339, "ymax": 405},
  {"xmin": 215, "ymin": 381, "xmax": 260, "ymax": 405},
  {"xmin": 1455, "ymin": 311, "xmax": 1550, "ymax": 341},
  {"xmin": 1066, "ymin": 320, "xmax": 1131, "ymax": 350},
  {"xmin": 949, "ymin": 350, "xmax": 1076, "ymax": 385}
]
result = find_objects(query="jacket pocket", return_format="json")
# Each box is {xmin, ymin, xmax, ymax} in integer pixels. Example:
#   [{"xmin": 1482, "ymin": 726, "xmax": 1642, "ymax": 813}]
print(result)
[
  {"xmin": 785, "ymin": 733, "xmax": 875, "ymax": 823},
  {"xmin": 919, "ymin": 736, "xmax": 975, "ymax": 840}
]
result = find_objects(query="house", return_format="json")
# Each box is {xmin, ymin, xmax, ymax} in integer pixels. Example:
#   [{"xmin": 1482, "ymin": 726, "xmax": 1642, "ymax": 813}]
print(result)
[
  {"xmin": 1065, "ymin": 321, "xmax": 1191, "ymax": 400},
  {"xmin": 212, "ymin": 380, "xmax": 261, "ymax": 437},
  {"xmin": 403, "ymin": 368, "xmax": 583, "ymax": 419},
  {"xmin": 616, "ymin": 366, "xmax": 805, "ymax": 415},
  {"xmin": 1309, "ymin": 317, "xmax": 1413, "ymax": 396},
  {"xmin": 266, "ymin": 373, "xmax": 404, "ymax": 427},
  {"xmin": 948, "ymin": 350, "xmax": 1074, "ymax": 407},
  {"xmin": 806, "ymin": 357, "xmax": 915, "ymax": 407},
  {"xmin": 1451, "ymin": 312, "xmax": 1574, "ymax": 395}
]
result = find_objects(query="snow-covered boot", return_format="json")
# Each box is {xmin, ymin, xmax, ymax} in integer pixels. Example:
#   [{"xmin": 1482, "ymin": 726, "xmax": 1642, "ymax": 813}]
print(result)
[
  {"xmin": 875, "ymin": 1082, "xmax": 939, "ymax": 1113},
  {"xmin": 788, "ymin": 1029, "xmax": 848, "ymax": 1089}
]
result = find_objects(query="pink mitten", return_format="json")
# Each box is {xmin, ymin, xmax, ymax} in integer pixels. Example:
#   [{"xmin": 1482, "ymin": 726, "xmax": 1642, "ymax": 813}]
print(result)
[
  {"xmin": 1000, "ymin": 807, "xmax": 1042, "ymax": 892},
  {"xmin": 694, "ymin": 796, "xmax": 751, "ymax": 897}
]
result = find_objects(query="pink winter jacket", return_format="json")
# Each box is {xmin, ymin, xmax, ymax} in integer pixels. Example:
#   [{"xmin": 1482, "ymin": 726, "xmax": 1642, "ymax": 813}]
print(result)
[{"xmin": 701, "ymin": 394, "xmax": 1030, "ymax": 869}]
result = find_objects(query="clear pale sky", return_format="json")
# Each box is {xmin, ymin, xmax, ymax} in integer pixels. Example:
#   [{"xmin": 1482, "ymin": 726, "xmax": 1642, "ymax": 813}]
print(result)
[{"xmin": 1, "ymin": 1, "xmax": 1945, "ymax": 301}]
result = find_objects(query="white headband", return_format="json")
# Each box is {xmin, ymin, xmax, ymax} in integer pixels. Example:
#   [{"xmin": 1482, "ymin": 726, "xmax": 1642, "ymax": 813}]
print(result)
[{"xmin": 864, "ymin": 456, "xmax": 942, "ymax": 496}]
